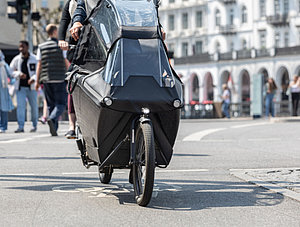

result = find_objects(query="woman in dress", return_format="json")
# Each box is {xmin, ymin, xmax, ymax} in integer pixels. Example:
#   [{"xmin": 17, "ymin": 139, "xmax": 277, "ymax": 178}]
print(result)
[{"xmin": 0, "ymin": 50, "xmax": 15, "ymax": 133}]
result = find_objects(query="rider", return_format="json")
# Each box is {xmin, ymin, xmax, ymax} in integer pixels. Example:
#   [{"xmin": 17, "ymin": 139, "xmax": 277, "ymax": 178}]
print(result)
[{"xmin": 69, "ymin": 0, "xmax": 165, "ymax": 41}]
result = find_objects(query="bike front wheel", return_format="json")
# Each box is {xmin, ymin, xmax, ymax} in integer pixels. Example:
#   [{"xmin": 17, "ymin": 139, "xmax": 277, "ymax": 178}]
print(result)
[{"xmin": 133, "ymin": 121, "xmax": 155, "ymax": 206}]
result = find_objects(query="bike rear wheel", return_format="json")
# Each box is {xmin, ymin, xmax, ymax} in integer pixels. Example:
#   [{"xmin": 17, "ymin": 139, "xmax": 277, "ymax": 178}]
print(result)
[
  {"xmin": 99, "ymin": 166, "xmax": 113, "ymax": 184},
  {"xmin": 133, "ymin": 122, "xmax": 155, "ymax": 206}
]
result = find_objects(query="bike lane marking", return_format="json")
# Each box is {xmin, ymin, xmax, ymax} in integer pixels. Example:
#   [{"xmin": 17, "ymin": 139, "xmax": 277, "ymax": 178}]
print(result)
[{"xmin": 182, "ymin": 128, "xmax": 226, "ymax": 141}]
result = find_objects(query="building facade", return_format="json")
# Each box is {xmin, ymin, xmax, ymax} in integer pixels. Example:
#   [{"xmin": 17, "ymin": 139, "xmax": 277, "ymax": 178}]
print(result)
[{"xmin": 159, "ymin": 0, "xmax": 300, "ymax": 117}]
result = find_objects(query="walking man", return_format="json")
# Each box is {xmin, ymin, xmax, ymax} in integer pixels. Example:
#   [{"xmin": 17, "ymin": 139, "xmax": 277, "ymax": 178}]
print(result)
[
  {"xmin": 35, "ymin": 24, "xmax": 69, "ymax": 136},
  {"xmin": 10, "ymin": 40, "xmax": 38, "ymax": 133}
]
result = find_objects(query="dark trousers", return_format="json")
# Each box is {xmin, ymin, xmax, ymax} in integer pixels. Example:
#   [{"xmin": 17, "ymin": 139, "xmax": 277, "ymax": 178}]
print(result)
[
  {"xmin": 291, "ymin": 92, "xmax": 300, "ymax": 116},
  {"xmin": 43, "ymin": 82, "xmax": 67, "ymax": 131}
]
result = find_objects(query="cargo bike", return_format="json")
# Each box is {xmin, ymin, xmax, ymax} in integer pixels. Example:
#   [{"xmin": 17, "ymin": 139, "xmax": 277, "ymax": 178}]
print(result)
[{"xmin": 68, "ymin": 0, "xmax": 183, "ymax": 206}]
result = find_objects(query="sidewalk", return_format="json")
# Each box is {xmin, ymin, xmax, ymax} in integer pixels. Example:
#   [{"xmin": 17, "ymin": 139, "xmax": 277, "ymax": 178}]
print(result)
[
  {"xmin": 181, "ymin": 116, "xmax": 300, "ymax": 122},
  {"xmin": 231, "ymin": 168, "xmax": 300, "ymax": 202}
]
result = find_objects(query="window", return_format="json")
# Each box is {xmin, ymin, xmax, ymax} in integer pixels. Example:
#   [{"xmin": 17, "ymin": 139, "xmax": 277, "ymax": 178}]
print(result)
[
  {"xmin": 182, "ymin": 42, "xmax": 188, "ymax": 56},
  {"xmin": 196, "ymin": 11, "xmax": 203, "ymax": 28},
  {"xmin": 168, "ymin": 43, "xmax": 175, "ymax": 52},
  {"xmin": 169, "ymin": 0, "xmax": 175, "ymax": 3},
  {"xmin": 215, "ymin": 9, "xmax": 221, "ymax": 26},
  {"xmin": 195, "ymin": 41, "xmax": 203, "ymax": 54},
  {"xmin": 260, "ymin": 0, "xmax": 266, "ymax": 17},
  {"xmin": 229, "ymin": 9, "xmax": 234, "ymax": 25},
  {"xmin": 215, "ymin": 41, "xmax": 220, "ymax": 52},
  {"xmin": 242, "ymin": 6, "xmax": 247, "ymax": 24},
  {"xmin": 274, "ymin": 0, "xmax": 280, "ymax": 15},
  {"xmin": 298, "ymin": 27, "xmax": 300, "ymax": 44},
  {"xmin": 284, "ymin": 31, "xmax": 289, "ymax": 47},
  {"xmin": 41, "ymin": 0, "xmax": 48, "ymax": 8},
  {"xmin": 230, "ymin": 42, "xmax": 234, "ymax": 51},
  {"xmin": 168, "ymin": 43, "xmax": 175, "ymax": 56},
  {"xmin": 242, "ymin": 39, "xmax": 247, "ymax": 50},
  {"xmin": 260, "ymin": 32, "xmax": 266, "ymax": 49},
  {"xmin": 59, "ymin": 0, "xmax": 64, "ymax": 8},
  {"xmin": 182, "ymin": 13, "xmax": 188, "ymax": 29},
  {"xmin": 275, "ymin": 32, "xmax": 280, "ymax": 47},
  {"xmin": 168, "ymin": 15, "xmax": 175, "ymax": 31},
  {"xmin": 284, "ymin": 0, "xmax": 289, "ymax": 14}
]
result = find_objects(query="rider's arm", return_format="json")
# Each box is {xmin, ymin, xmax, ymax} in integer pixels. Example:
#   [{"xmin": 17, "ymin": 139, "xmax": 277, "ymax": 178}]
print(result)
[
  {"xmin": 72, "ymin": 0, "xmax": 87, "ymax": 25},
  {"xmin": 58, "ymin": 0, "xmax": 71, "ymax": 41},
  {"xmin": 58, "ymin": 0, "xmax": 71, "ymax": 50},
  {"xmin": 70, "ymin": 0, "xmax": 87, "ymax": 41}
]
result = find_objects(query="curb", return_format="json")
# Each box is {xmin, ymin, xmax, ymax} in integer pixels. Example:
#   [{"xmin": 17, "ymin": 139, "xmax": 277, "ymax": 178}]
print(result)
[{"xmin": 230, "ymin": 168, "xmax": 300, "ymax": 202}]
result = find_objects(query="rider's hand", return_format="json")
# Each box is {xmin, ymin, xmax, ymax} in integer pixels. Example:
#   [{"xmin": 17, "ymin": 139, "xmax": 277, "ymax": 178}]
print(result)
[
  {"xmin": 59, "ymin": 40, "xmax": 69, "ymax": 51},
  {"xmin": 35, "ymin": 82, "xmax": 40, "ymax": 91},
  {"xmin": 69, "ymin": 22, "xmax": 83, "ymax": 41}
]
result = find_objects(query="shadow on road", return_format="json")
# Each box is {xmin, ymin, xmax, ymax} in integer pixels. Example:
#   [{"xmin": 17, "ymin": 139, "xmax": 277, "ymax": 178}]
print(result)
[
  {"xmin": 0, "ymin": 156, "xmax": 80, "ymax": 160},
  {"xmin": 0, "ymin": 174, "xmax": 283, "ymax": 210},
  {"xmin": 173, "ymin": 153, "xmax": 210, "ymax": 157},
  {"xmin": 148, "ymin": 179, "xmax": 283, "ymax": 210}
]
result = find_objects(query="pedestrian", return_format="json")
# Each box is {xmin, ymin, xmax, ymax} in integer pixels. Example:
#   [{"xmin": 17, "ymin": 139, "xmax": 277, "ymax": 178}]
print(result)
[
  {"xmin": 265, "ymin": 77, "xmax": 277, "ymax": 117},
  {"xmin": 58, "ymin": 0, "xmax": 78, "ymax": 139},
  {"xmin": 289, "ymin": 75, "xmax": 300, "ymax": 116},
  {"xmin": 0, "ymin": 50, "xmax": 15, "ymax": 133},
  {"xmin": 35, "ymin": 24, "xmax": 69, "ymax": 136},
  {"xmin": 221, "ymin": 83, "xmax": 231, "ymax": 118},
  {"xmin": 10, "ymin": 41, "xmax": 38, "ymax": 133},
  {"xmin": 38, "ymin": 90, "xmax": 48, "ymax": 124}
]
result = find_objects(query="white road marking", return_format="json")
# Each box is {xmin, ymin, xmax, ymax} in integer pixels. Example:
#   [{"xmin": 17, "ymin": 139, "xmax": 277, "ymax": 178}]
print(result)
[
  {"xmin": 230, "ymin": 122, "xmax": 271, "ymax": 129},
  {"xmin": 182, "ymin": 122, "xmax": 272, "ymax": 142},
  {"xmin": 62, "ymin": 171, "xmax": 125, "ymax": 175},
  {"xmin": 199, "ymin": 139, "xmax": 234, "ymax": 143},
  {"xmin": 182, "ymin": 128, "xmax": 226, "ymax": 141},
  {"xmin": 0, "ymin": 134, "xmax": 49, "ymax": 144},
  {"xmin": 62, "ymin": 169, "xmax": 209, "ymax": 175},
  {"xmin": 156, "ymin": 169, "xmax": 209, "ymax": 173},
  {"xmin": 247, "ymin": 138, "xmax": 281, "ymax": 142}
]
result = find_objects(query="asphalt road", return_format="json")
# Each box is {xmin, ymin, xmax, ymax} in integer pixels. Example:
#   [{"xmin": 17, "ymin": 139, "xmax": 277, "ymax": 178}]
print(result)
[{"xmin": 0, "ymin": 119, "xmax": 300, "ymax": 226}]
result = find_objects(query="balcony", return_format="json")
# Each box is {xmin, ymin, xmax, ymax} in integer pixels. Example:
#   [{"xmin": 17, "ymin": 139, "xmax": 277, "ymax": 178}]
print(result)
[
  {"xmin": 219, "ymin": 25, "xmax": 236, "ymax": 35},
  {"xmin": 276, "ymin": 46, "xmax": 300, "ymax": 56},
  {"xmin": 174, "ymin": 53, "xmax": 212, "ymax": 65},
  {"xmin": 219, "ymin": 0, "xmax": 236, "ymax": 4},
  {"xmin": 267, "ymin": 14, "xmax": 289, "ymax": 26},
  {"xmin": 256, "ymin": 48, "xmax": 270, "ymax": 57},
  {"xmin": 237, "ymin": 50, "xmax": 252, "ymax": 59}
]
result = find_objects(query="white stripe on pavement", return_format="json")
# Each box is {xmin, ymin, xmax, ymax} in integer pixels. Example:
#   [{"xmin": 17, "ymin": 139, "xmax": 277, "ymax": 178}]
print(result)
[
  {"xmin": 62, "ymin": 169, "xmax": 209, "ymax": 175},
  {"xmin": 0, "ymin": 134, "xmax": 49, "ymax": 144},
  {"xmin": 230, "ymin": 122, "xmax": 270, "ymax": 129},
  {"xmin": 156, "ymin": 169, "xmax": 209, "ymax": 173},
  {"xmin": 247, "ymin": 138, "xmax": 281, "ymax": 142},
  {"xmin": 182, "ymin": 128, "xmax": 226, "ymax": 141}
]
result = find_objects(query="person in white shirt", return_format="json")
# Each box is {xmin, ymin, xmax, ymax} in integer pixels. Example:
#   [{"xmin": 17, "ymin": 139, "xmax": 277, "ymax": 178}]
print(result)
[
  {"xmin": 289, "ymin": 75, "xmax": 300, "ymax": 116},
  {"xmin": 10, "ymin": 41, "xmax": 38, "ymax": 133}
]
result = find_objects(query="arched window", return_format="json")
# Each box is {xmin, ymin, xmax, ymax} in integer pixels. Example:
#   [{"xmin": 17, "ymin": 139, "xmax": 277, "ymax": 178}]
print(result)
[
  {"xmin": 242, "ymin": 6, "xmax": 247, "ymax": 23},
  {"xmin": 215, "ymin": 9, "xmax": 221, "ymax": 26}
]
